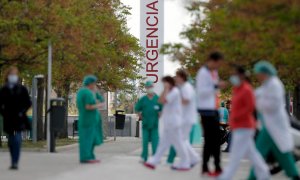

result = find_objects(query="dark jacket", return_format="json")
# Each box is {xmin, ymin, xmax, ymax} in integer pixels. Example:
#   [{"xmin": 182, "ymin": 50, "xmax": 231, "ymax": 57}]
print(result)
[{"xmin": 0, "ymin": 83, "xmax": 32, "ymax": 134}]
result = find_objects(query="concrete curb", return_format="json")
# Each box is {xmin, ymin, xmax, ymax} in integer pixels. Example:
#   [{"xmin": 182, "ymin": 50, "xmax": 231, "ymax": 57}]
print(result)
[{"xmin": 0, "ymin": 137, "xmax": 114, "ymax": 153}]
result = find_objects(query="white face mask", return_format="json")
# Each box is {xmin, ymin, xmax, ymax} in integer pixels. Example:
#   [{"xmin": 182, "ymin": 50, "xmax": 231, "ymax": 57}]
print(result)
[
  {"xmin": 8, "ymin": 75, "xmax": 19, "ymax": 84},
  {"xmin": 147, "ymin": 88, "xmax": 154, "ymax": 94},
  {"xmin": 229, "ymin": 75, "xmax": 241, "ymax": 86}
]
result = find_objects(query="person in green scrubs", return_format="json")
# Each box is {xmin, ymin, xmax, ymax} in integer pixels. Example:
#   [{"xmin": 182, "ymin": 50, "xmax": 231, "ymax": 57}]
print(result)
[
  {"xmin": 77, "ymin": 75, "xmax": 105, "ymax": 164},
  {"xmin": 135, "ymin": 81, "xmax": 162, "ymax": 162}
]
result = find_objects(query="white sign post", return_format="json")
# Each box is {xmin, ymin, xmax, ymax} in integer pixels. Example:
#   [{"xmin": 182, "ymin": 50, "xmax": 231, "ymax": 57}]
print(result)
[{"xmin": 140, "ymin": 0, "xmax": 164, "ymax": 94}]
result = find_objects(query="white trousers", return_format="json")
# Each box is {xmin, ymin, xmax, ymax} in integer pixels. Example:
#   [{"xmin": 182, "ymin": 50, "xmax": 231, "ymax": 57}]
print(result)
[
  {"xmin": 147, "ymin": 127, "xmax": 190, "ymax": 168},
  {"xmin": 219, "ymin": 129, "xmax": 270, "ymax": 180},
  {"xmin": 182, "ymin": 124, "xmax": 200, "ymax": 164}
]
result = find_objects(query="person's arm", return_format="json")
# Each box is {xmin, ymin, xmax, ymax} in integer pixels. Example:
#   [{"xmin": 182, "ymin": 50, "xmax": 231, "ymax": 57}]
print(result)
[
  {"xmin": 85, "ymin": 104, "xmax": 99, "ymax": 110},
  {"xmin": 95, "ymin": 92, "xmax": 105, "ymax": 109},
  {"xmin": 135, "ymin": 98, "xmax": 143, "ymax": 120},
  {"xmin": 158, "ymin": 89, "xmax": 169, "ymax": 104},
  {"xmin": 84, "ymin": 91, "xmax": 99, "ymax": 110},
  {"xmin": 232, "ymin": 89, "xmax": 255, "ymax": 120},
  {"xmin": 0, "ymin": 88, "xmax": 4, "ymax": 115},
  {"xmin": 21, "ymin": 86, "xmax": 32, "ymax": 114},
  {"xmin": 181, "ymin": 85, "xmax": 193, "ymax": 105}
]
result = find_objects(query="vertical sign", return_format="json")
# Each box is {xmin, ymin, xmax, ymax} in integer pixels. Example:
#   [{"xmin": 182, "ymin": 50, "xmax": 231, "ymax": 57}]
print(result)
[{"xmin": 140, "ymin": 0, "xmax": 164, "ymax": 94}]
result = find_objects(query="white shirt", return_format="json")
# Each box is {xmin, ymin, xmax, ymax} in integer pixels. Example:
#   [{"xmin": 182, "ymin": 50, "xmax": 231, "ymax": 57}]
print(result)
[
  {"xmin": 161, "ymin": 87, "xmax": 182, "ymax": 129},
  {"xmin": 180, "ymin": 82, "xmax": 197, "ymax": 125},
  {"xmin": 196, "ymin": 66, "xmax": 219, "ymax": 110}
]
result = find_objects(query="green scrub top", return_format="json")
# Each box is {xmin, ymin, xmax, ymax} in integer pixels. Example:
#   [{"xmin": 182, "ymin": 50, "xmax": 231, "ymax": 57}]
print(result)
[
  {"xmin": 219, "ymin": 107, "xmax": 229, "ymax": 124},
  {"xmin": 135, "ymin": 94, "xmax": 162, "ymax": 129},
  {"xmin": 77, "ymin": 88, "xmax": 104, "ymax": 145}
]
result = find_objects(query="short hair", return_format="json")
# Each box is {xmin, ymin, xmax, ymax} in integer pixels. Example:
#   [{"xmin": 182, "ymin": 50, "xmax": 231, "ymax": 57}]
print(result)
[
  {"xmin": 162, "ymin": 76, "xmax": 176, "ymax": 87},
  {"xmin": 232, "ymin": 64, "xmax": 246, "ymax": 75},
  {"xmin": 176, "ymin": 69, "xmax": 189, "ymax": 82},
  {"xmin": 232, "ymin": 64, "xmax": 252, "ymax": 83},
  {"xmin": 208, "ymin": 52, "xmax": 224, "ymax": 61}
]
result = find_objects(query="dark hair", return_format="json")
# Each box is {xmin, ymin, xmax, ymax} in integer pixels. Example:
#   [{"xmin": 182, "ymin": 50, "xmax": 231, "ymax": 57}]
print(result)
[
  {"xmin": 208, "ymin": 52, "xmax": 224, "ymax": 61},
  {"xmin": 232, "ymin": 64, "xmax": 252, "ymax": 83},
  {"xmin": 234, "ymin": 65, "xmax": 246, "ymax": 75},
  {"xmin": 162, "ymin": 76, "xmax": 176, "ymax": 87},
  {"xmin": 176, "ymin": 69, "xmax": 189, "ymax": 81}
]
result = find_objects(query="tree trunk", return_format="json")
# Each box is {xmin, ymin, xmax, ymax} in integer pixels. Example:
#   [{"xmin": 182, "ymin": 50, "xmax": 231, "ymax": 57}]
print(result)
[{"xmin": 37, "ymin": 77, "xmax": 45, "ymax": 140}]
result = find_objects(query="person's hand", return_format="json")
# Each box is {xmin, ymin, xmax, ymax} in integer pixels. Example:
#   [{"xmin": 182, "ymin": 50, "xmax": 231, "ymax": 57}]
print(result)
[
  {"xmin": 138, "ymin": 113, "xmax": 142, "ymax": 121},
  {"xmin": 163, "ymin": 83, "xmax": 171, "ymax": 92},
  {"xmin": 218, "ymin": 81, "xmax": 228, "ymax": 89}
]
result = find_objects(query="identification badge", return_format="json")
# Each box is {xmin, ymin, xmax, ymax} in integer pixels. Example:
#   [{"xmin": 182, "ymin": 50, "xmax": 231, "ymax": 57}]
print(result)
[{"xmin": 154, "ymin": 105, "xmax": 160, "ymax": 110}]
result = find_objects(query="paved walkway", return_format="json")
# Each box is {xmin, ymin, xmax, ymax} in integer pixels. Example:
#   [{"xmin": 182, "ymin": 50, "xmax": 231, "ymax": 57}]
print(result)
[{"xmin": 0, "ymin": 137, "xmax": 298, "ymax": 180}]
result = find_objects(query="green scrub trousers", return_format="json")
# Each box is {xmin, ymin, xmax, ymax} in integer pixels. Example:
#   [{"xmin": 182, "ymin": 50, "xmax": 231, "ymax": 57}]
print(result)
[
  {"xmin": 248, "ymin": 128, "xmax": 299, "ymax": 180},
  {"xmin": 142, "ymin": 127, "xmax": 159, "ymax": 161}
]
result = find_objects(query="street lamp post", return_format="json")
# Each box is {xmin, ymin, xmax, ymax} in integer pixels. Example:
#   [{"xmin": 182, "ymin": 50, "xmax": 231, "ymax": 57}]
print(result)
[{"xmin": 47, "ymin": 40, "xmax": 52, "ymax": 152}]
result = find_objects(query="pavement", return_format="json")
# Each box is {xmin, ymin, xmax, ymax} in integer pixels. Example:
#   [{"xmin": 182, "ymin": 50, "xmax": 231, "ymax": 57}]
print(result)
[{"xmin": 0, "ymin": 137, "xmax": 299, "ymax": 180}]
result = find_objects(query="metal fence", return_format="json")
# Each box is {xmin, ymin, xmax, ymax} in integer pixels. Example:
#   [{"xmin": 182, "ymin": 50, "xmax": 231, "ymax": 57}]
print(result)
[{"xmin": 107, "ymin": 115, "xmax": 133, "ymax": 137}]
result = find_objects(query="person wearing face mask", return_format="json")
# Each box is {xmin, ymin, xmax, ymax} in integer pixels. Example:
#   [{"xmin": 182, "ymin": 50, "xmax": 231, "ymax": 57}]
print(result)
[
  {"xmin": 144, "ymin": 76, "xmax": 190, "ymax": 171},
  {"xmin": 76, "ymin": 75, "xmax": 105, "ymax": 164},
  {"xmin": 166, "ymin": 69, "xmax": 200, "ymax": 167},
  {"xmin": 218, "ymin": 65, "xmax": 270, "ymax": 180},
  {"xmin": 0, "ymin": 66, "xmax": 32, "ymax": 170},
  {"xmin": 248, "ymin": 61, "xmax": 300, "ymax": 180},
  {"xmin": 135, "ymin": 81, "xmax": 162, "ymax": 162}
]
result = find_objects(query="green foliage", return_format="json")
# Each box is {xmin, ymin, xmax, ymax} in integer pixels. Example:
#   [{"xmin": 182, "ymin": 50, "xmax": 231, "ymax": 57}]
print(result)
[
  {"xmin": 0, "ymin": 0, "xmax": 142, "ymax": 92},
  {"xmin": 161, "ymin": 0, "xmax": 300, "ymax": 88}
]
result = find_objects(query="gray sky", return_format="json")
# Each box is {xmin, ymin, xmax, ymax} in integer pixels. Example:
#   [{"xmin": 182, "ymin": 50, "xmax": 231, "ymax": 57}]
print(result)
[{"xmin": 121, "ymin": 0, "xmax": 191, "ymax": 76}]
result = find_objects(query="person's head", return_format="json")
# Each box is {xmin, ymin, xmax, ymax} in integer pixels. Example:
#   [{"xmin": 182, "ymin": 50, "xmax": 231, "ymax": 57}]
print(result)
[
  {"xmin": 254, "ymin": 60, "xmax": 277, "ymax": 83},
  {"xmin": 83, "ymin": 75, "xmax": 97, "ymax": 90},
  {"xmin": 145, "ymin": 81, "xmax": 154, "ymax": 95},
  {"xmin": 5, "ymin": 66, "xmax": 19, "ymax": 84},
  {"xmin": 206, "ymin": 51, "xmax": 224, "ymax": 70},
  {"xmin": 175, "ymin": 69, "xmax": 189, "ymax": 86},
  {"xmin": 229, "ymin": 65, "xmax": 248, "ymax": 87},
  {"xmin": 162, "ymin": 76, "xmax": 176, "ymax": 90},
  {"xmin": 220, "ymin": 101, "xmax": 225, "ymax": 108}
]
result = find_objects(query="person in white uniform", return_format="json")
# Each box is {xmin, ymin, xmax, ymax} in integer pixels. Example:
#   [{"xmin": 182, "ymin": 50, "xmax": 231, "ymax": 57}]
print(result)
[
  {"xmin": 175, "ymin": 69, "xmax": 200, "ymax": 166},
  {"xmin": 248, "ymin": 61, "xmax": 300, "ymax": 180},
  {"xmin": 144, "ymin": 76, "xmax": 190, "ymax": 171}
]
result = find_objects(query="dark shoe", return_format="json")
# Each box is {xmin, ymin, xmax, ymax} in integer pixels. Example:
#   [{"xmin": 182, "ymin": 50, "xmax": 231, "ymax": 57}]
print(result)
[
  {"xmin": 9, "ymin": 165, "xmax": 18, "ymax": 170},
  {"xmin": 143, "ymin": 162, "xmax": 155, "ymax": 170}
]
